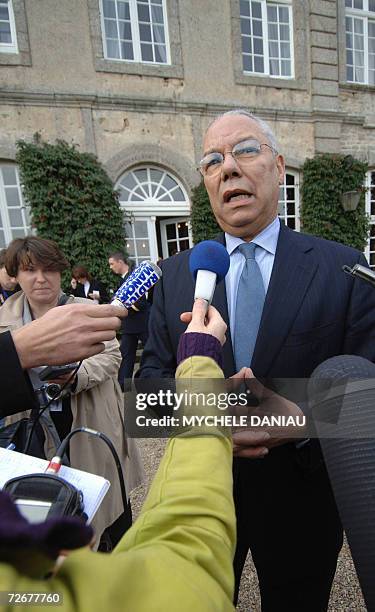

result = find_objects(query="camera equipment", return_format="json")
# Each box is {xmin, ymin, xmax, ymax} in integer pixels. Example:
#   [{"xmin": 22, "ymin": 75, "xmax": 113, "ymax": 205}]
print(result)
[{"xmin": 39, "ymin": 363, "xmax": 78, "ymax": 382}]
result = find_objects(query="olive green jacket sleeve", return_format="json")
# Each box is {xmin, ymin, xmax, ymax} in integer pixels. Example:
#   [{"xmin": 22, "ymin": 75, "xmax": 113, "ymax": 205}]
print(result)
[{"xmin": 0, "ymin": 356, "xmax": 235, "ymax": 612}]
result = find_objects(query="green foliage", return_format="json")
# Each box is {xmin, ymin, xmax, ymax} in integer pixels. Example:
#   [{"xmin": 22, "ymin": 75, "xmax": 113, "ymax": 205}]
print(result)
[
  {"xmin": 16, "ymin": 138, "xmax": 125, "ymax": 291},
  {"xmin": 301, "ymin": 154, "xmax": 369, "ymax": 250},
  {"xmin": 190, "ymin": 180, "xmax": 220, "ymax": 243}
]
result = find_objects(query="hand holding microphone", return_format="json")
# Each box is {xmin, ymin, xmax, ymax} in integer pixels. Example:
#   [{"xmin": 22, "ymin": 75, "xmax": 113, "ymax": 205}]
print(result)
[{"xmin": 182, "ymin": 299, "xmax": 227, "ymax": 346}]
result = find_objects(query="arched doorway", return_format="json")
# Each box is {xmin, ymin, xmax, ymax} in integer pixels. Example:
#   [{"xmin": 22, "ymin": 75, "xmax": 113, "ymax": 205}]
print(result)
[{"xmin": 116, "ymin": 166, "xmax": 193, "ymax": 264}]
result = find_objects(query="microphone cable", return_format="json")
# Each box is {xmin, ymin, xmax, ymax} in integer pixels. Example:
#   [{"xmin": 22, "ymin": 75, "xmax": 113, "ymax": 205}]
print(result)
[{"xmin": 46, "ymin": 427, "xmax": 127, "ymax": 513}]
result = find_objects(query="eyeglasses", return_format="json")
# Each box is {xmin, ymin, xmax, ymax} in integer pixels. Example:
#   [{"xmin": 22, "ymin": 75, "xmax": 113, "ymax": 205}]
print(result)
[{"xmin": 198, "ymin": 139, "xmax": 276, "ymax": 177}]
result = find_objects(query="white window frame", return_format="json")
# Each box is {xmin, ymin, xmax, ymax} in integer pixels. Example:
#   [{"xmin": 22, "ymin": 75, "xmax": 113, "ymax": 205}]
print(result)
[
  {"xmin": 100, "ymin": 0, "xmax": 171, "ymax": 65},
  {"xmin": 240, "ymin": 0, "xmax": 294, "ymax": 79},
  {"xmin": 345, "ymin": 0, "xmax": 375, "ymax": 85},
  {"xmin": 278, "ymin": 169, "xmax": 300, "ymax": 231},
  {"xmin": 0, "ymin": 0, "xmax": 18, "ymax": 54},
  {"xmin": 0, "ymin": 164, "xmax": 30, "ymax": 247},
  {"xmin": 365, "ymin": 169, "xmax": 375, "ymax": 267}
]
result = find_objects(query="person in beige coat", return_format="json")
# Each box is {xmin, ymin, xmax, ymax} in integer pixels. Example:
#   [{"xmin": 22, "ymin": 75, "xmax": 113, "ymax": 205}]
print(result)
[{"xmin": 0, "ymin": 236, "xmax": 144, "ymax": 549}]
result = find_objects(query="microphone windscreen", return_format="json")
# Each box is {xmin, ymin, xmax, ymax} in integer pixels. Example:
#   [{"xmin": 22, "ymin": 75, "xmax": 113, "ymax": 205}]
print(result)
[{"xmin": 189, "ymin": 240, "xmax": 230, "ymax": 283}]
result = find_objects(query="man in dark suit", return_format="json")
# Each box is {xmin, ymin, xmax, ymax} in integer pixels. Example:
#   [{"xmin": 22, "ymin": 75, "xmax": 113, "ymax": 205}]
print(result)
[
  {"xmin": 138, "ymin": 110, "xmax": 375, "ymax": 610},
  {"xmin": 108, "ymin": 252, "xmax": 150, "ymax": 389}
]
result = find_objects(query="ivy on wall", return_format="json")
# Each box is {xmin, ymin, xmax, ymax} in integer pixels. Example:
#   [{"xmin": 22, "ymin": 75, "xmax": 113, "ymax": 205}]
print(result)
[
  {"xmin": 190, "ymin": 180, "xmax": 220, "ymax": 243},
  {"xmin": 301, "ymin": 154, "xmax": 369, "ymax": 251},
  {"xmin": 16, "ymin": 138, "xmax": 126, "ymax": 290}
]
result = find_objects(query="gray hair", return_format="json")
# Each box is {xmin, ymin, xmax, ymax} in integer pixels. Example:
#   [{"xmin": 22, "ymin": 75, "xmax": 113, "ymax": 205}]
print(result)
[{"xmin": 207, "ymin": 109, "xmax": 279, "ymax": 152}]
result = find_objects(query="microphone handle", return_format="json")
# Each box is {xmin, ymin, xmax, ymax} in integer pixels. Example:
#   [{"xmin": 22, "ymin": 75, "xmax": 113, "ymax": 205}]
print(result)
[{"xmin": 194, "ymin": 270, "xmax": 217, "ymax": 304}]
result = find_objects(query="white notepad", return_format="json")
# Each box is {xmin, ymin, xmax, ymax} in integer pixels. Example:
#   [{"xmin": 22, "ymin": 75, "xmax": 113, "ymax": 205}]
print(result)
[{"xmin": 0, "ymin": 447, "xmax": 110, "ymax": 523}]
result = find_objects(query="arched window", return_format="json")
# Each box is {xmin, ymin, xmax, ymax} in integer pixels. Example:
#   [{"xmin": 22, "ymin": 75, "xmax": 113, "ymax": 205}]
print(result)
[
  {"xmin": 117, "ymin": 167, "xmax": 188, "ymax": 206},
  {"xmin": 278, "ymin": 170, "xmax": 300, "ymax": 230},
  {"xmin": 0, "ymin": 164, "xmax": 30, "ymax": 248},
  {"xmin": 365, "ymin": 169, "xmax": 375, "ymax": 268}
]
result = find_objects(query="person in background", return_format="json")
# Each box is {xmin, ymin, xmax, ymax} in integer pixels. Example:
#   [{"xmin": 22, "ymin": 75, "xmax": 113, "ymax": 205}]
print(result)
[
  {"xmin": 70, "ymin": 265, "xmax": 109, "ymax": 304},
  {"xmin": 0, "ymin": 299, "xmax": 236, "ymax": 612},
  {"xmin": 108, "ymin": 252, "xmax": 150, "ymax": 389},
  {"xmin": 1, "ymin": 237, "xmax": 144, "ymax": 550},
  {"xmin": 0, "ymin": 248, "xmax": 19, "ymax": 305}
]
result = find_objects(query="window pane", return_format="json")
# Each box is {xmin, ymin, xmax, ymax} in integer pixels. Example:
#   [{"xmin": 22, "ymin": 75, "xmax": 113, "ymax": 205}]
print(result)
[
  {"xmin": 254, "ymin": 37, "xmax": 263, "ymax": 54},
  {"xmin": 5, "ymin": 187, "xmax": 20, "ymax": 207},
  {"xmin": 136, "ymin": 239, "xmax": 150, "ymax": 256},
  {"xmin": 370, "ymin": 0, "xmax": 375, "ymax": 11},
  {"xmin": 137, "ymin": 3, "xmax": 150, "ymax": 22},
  {"xmin": 8, "ymin": 208, "xmax": 23, "ymax": 227},
  {"xmin": 2, "ymin": 166, "xmax": 17, "ymax": 185},
  {"xmin": 139, "ymin": 23, "xmax": 152, "ymax": 41},
  {"xmin": 103, "ymin": 0, "xmax": 116, "ymax": 18},
  {"xmin": 0, "ymin": 230, "xmax": 5, "ymax": 249},
  {"xmin": 254, "ymin": 55, "xmax": 264, "ymax": 72},
  {"xmin": 240, "ymin": 0, "xmax": 250, "ymax": 17},
  {"xmin": 141, "ymin": 43, "xmax": 153, "ymax": 61},
  {"xmin": 118, "ymin": 21, "xmax": 132, "ymax": 39},
  {"xmin": 354, "ymin": 19, "xmax": 363, "ymax": 34},
  {"xmin": 354, "ymin": 34, "xmax": 364, "ymax": 50},
  {"xmin": 162, "ymin": 175, "xmax": 178, "ymax": 190},
  {"xmin": 369, "ymin": 21, "xmax": 375, "ymax": 37},
  {"xmin": 151, "ymin": 5, "xmax": 164, "ymax": 23},
  {"xmin": 281, "ymin": 42, "xmax": 290, "ymax": 58},
  {"xmin": 347, "ymin": 65, "xmax": 354, "ymax": 81},
  {"xmin": 0, "ymin": 5, "xmax": 9, "ymax": 20},
  {"xmin": 347, "ymin": 49, "xmax": 353, "ymax": 64},
  {"xmin": 267, "ymin": 5, "xmax": 277, "ymax": 22},
  {"xmin": 121, "ymin": 41, "xmax": 134, "ymax": 59},
  {"xmin": 345, "ymin": 0, "xmax": 352, "ymax": 6},
  {"xmin": 353, "ymin": 0, "xmax": 363, "ymax": 8},
  {"xmin": 153, "ymin": 24, "xmax": 165, "ymax": 43},
  {"xmin": 134, "ymin": 220, "xmax": 148, "ymax": 236},
  {"xmin": 243, "ymin": 54, "xmax": 253, "ymax": 71},
  {"xmin": 135, "ymin": 169, "xmax": 148, "ymax": 183},
  {"xmin": 355, "ymin": 50, "xmax": 364, "ymax": 66},
  {"xmin": 269, "ymin": 41, "xmax": 278, "ymax": 57},
  {"xmin": 279, "ymin": 24, "xmax": 289, "ymax": 41},
  {"xmin": 253, "ymin": 19, "xmax": 262, "ymax": 36},
  {"xmin": 251, "ymin": 1, "xmax": 262, "ymax": 19},
  {"xmin": 278, "ymin": 6, "xmax": 289, "ymax": 24},
  {"xmin": 268, "ymin": 23, "xmax": 278, "ymax": 40},
  {"xmin": 117, "ymin": 1, "xmax": 130, "ymax": 19},
  {"xmin": 178, "ymin": 222, "xmax": 188, "ymax": 238},
  {"xmin": 241, "ymin": 18, "xmax": 251, "ymax": 35},
  {"xmin": 173, "ymin": 188, "xmax": 185, "ymax": 201},
  {"xmin": 270, "ymin": 58, "xmax": 279, "ymax": 75},
  {"xmin": 0, "ymin": 22, "xmax": 11, "ymax": 43},
  {"xmin": 105, "ymin": 19, "xmax": 118, "ymax": 38},
  {"xmin": 166, "ymin": 224, "xmax": 176, "ymax": 239},
  {"xmin": 242, "ymin": 36, "xmax": 252, "ymax": 53},
  {"xmin": 154, "ymin": 44, "xmax": 166, "ymax": 62},
  {"xmin": 150, "ymin": 169, "xmax": 163, "ymax": 183},
  {"xmin": 107, "ymin": 39, "xmax": 120, "ymax": 58},
  {"xmin": 281, "ymin": 59, "xmax": 291, "ymax": 76}
]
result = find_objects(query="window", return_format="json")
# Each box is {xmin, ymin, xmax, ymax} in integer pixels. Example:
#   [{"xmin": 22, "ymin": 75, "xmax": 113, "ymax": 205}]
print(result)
[
  {"xmin": 278, "ymin": 171, "xmax": 300, "ymax": 230},
  {"xmin": 365, "ymin": 170, "xmax": 375, "ymax": 267},
  {"xmin": 100, "ymin": 0, "xmax": 170, "ymax": 64},
  {"xmin": 345, "ymin": 0, "xmax": 375, "ymax": 85},
  {"xmin": 0, "ymin": 164, "xmax": 30, "ymax": 248},
  {"xmin": 0, "ymin": 0, "xmax": 18, "ymax": 54},
  {"xmin": 240, "ymin": 0, "xmax": 293, "ymax": 78}
]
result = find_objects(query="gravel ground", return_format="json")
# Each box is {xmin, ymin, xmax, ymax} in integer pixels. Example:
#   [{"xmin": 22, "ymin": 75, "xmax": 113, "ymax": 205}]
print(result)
[{"xmin": 130, "ymin": 438, "xmax": 366, "ymax": 612}]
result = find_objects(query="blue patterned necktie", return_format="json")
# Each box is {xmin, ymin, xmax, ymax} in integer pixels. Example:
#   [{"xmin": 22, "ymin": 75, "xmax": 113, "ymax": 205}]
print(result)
[{"xmin": 234, "ymin": 242, "xmax": 266, "ymax": 370}]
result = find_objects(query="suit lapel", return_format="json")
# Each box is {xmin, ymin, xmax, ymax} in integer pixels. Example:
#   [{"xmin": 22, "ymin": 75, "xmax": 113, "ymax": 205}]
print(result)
[{"xmin": 251, "ymin": 224, "xmax": 318, "ymax": 377}]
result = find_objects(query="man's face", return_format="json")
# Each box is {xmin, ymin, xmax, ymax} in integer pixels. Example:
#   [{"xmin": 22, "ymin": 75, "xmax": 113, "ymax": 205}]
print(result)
[
  {"xmin": 202, "ymin": 114, "xmax": 285, "ymax": 240},
  {"xmin": 0, "ymin": 265, "xmax": 17, "ymax": 291},
  {"xmin": 108, "ymin": 257, "xmax": 127, "ymax": 275}
]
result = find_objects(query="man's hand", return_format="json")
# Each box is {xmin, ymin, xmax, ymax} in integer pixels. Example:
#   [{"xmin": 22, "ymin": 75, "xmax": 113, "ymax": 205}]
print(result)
[
  {"xmin": 12, "ymin": 303, "xmax": 127, "ymax": 369},
  {"xmin": 181, "ymin": 299, "xmax": 227, "ymax": 345},
  {"xmin": 232, "ymin": 370, "xmax": 306, "ymax": 458}
]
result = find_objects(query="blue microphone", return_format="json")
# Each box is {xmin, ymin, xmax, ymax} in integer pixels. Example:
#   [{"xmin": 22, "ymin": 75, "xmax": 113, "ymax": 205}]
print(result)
[{"xmin": 189, "ymin": 240, "xmax": 230, "ymax": 304}]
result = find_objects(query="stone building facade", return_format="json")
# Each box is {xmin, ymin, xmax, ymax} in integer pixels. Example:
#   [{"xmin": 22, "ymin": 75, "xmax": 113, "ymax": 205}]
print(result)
[{"xmin": 0, "ymin": 0, "xmax": 374, "ymax": 264}]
